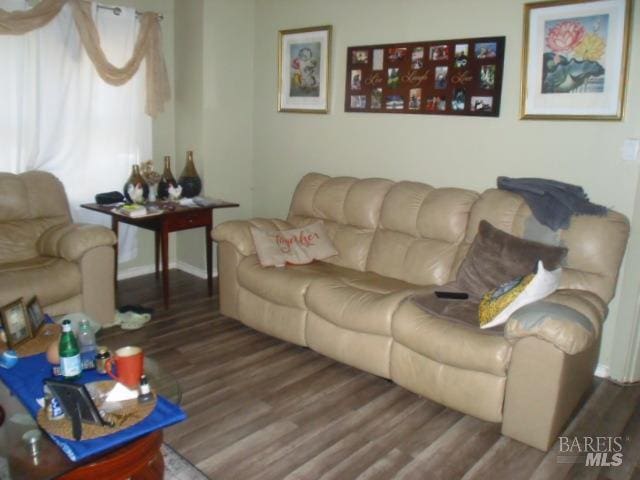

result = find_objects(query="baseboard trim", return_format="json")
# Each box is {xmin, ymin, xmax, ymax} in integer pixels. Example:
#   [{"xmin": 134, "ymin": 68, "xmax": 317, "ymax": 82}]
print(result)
[
  {"xmin": 176, "ymin": 261, "xmax": 213, "ymax": 280},
  {"xmin": 117, "ymin": 263, "xmax": 175, "ymax": 280},
  {"xmin": 117, "ymin": 262, "xmax": 214, "ymax": 280},
  {"xmin": 594, "ymin": 363, "xmax": 610, "ymax": 379}
]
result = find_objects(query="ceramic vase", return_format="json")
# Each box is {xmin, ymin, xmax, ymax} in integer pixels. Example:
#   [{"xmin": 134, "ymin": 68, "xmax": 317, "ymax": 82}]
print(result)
[
  {"xmin": 178, "ymin": 151, "xmax": 202, "ymax": 198},
  {"xmin": 123, "ymin": 165, "xmax": 149, "ymax": 204},
  {"xmin": 157, "ymin": 156, "xmax": 178, "ymax": 200}
]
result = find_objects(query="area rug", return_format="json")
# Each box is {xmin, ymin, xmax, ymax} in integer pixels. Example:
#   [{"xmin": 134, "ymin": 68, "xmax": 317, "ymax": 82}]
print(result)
[{"xmin": 162, "ymin": 443, "xmax": 209, "ymax": 479}]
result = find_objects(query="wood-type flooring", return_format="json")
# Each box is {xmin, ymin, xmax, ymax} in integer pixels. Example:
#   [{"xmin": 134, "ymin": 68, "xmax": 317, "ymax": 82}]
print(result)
[{"xmin": 98, "ymin": 270, "xmax": 640, "ymax": 480}]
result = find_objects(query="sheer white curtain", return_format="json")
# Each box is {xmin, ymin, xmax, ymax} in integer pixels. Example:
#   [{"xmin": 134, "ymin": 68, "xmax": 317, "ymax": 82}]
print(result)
[{"xmin": 0, "ymin": 0, "xmax": 150, "ymax": 262}]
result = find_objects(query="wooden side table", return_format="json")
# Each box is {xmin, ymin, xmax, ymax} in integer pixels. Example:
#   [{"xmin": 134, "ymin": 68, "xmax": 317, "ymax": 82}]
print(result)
[{"xmin": 81, "ymin": 201, "xmax": 239, "ymax": 308}]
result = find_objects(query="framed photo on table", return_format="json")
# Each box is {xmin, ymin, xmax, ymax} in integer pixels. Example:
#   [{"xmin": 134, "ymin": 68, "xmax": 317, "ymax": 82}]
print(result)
[
  {"xmin": 278, "ymin": 25, "xmax": 332, "ymax": 113},
  {"xmin": 26, "ymin": 296, "xmax": 46, "ymax": 334},
  {"xmin": 0, "ymin": 299, "xmax": 32, "ymax": 348},
  {"xmin": 520, "ymin": 0, "xmax": 631, "ymax": 120}
]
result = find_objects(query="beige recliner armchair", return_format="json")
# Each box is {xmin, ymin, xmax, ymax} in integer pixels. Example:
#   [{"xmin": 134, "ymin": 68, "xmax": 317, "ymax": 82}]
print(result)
[{"xmin": 0, "ymin": 171, "xmax": 117, "ymax": 326}]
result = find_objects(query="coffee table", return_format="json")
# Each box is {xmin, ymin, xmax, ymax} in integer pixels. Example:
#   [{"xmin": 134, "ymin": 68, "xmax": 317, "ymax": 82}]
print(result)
[{"xmin": 0, "ymin": 356, "xmax": 181, "ymax": 480}]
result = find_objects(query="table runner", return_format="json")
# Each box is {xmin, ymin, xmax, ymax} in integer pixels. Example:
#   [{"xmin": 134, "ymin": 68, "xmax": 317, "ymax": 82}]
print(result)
[{"xmin": 0, "ymin": 353, "xmax": 186, "ymax": 462}]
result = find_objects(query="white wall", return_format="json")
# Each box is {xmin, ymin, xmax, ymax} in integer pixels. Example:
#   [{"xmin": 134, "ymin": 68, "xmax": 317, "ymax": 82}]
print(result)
[
  {"xmin": 173, "ymin": 0, "xmax": 255, "ymax": 273},
  {"xmin": 174, "ymin": 0, "xmax": 205, "ymax": 270},
  {"xmin": 115, "ymin": 0, "xmax": 254, "ymax": 277},
  {"xmin": 118, "ymin": 0, "xmax": 177, "ymax": 275},
  {"xmin": 129, "ymin": 0, "xmax": 639, "ymax": 380},
  {"xmin": 249, "ymin": 0, "xmax": 640, "ymax": 378}
]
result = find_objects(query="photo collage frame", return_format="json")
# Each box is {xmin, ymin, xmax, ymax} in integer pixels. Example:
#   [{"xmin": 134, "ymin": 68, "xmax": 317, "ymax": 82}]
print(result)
[{"xmin": 345, "ymin": 36, "xmax": 505, "ymax": 117}]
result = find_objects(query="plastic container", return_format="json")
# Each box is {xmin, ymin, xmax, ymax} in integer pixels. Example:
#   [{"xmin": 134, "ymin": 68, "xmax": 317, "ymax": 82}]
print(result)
[{"xmin": 78, "ymin": 319, "xmax": 97, "ymax": 370}]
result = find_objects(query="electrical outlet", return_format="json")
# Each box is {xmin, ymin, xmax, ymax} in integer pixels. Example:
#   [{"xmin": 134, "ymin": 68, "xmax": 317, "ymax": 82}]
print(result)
[{"xmin": 622, "ymin": 138, "xmax": 640, "ymax": 162}]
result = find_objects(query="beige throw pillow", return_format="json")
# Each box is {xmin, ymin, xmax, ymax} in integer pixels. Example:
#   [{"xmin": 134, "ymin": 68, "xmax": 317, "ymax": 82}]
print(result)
[{"xmin": 250, "ymin": 221, "xmax": 338, "ymax": 267}]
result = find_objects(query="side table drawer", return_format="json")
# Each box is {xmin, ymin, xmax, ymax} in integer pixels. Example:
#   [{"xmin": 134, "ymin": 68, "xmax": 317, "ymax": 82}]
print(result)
[{"xmin": 165, "ymin": 209, "xmax": 211, "ymax": 231}]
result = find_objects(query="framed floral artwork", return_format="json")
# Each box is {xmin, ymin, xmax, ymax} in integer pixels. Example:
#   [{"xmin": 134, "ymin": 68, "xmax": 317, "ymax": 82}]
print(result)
[
  {"xmin": 521, "ymin": 0, "xmax": 631, "ymax": 120},
  {"xmin": 278, "ymin": 25, "xmax": 332, "ymax": 113}
]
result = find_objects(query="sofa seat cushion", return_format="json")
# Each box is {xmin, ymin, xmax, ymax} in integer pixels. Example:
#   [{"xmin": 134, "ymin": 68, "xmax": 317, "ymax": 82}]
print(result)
[
  {"xmin": 0, "ymin": 256, "xmax": 82, "ymax": 307},
  {"xmin": 392, "ymin": 301, "xmax": 511, "ymax": 377},
  {"xmin": 305, "ymin": 271, "xmax": 420, "ymax": 336},
  {"xmin": 237, "ymin": 255, "xmax": 352, "ymax": 308}
]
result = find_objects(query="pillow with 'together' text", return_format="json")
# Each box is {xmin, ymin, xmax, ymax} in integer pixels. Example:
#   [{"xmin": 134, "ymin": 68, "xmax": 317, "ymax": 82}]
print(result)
[{"xmin": 250, "ymin": 221, "xmax": 338, "ymax": 267}]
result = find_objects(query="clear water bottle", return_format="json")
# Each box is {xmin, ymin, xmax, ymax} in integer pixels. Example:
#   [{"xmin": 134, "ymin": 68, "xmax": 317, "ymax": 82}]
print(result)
[{"xmin": 78, "ymin": 319, "xmax": 97, "ymax": 370}]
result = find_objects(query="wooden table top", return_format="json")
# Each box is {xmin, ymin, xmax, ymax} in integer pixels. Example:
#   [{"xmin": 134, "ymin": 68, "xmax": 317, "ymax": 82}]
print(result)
[{"xmin": 81, "ymin": 199, "xmax": 239, "ymax": 219}]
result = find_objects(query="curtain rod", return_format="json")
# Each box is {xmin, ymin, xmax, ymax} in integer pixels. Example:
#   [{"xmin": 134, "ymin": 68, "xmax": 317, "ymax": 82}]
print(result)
[{"xmin": 96, "ymin": 4, "xmax": 164, "ymax": 21}]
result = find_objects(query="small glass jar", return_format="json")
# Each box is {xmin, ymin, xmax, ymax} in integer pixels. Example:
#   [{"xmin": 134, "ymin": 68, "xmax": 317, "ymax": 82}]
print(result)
[{"xmin": 95, "ymin": 346, "xmax": 111, "ymax": 374}]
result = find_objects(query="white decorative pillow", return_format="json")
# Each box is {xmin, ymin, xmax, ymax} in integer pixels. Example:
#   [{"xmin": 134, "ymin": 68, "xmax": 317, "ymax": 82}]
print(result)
[
  {"xmin": 250, "ymin": 221, "xmax": 338, "ymax": 267},
  {"xmin": 478, "ymin": 260, "xmax": 561, "ymax": 329}
]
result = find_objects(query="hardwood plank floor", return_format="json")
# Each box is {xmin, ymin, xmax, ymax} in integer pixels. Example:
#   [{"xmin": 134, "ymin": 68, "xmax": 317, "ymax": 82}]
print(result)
[{"xmin": 99, "ymin": 270, "xmax": 640, "ymax": 480}]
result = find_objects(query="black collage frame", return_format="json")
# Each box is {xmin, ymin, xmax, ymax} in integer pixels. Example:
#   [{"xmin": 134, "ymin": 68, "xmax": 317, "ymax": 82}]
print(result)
[{"xmin": 345, "ymin": 36, "xmax": 505, "ymax": 117}]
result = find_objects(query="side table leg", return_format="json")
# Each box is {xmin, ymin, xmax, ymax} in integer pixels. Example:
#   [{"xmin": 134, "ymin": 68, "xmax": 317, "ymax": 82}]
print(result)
[
  {"xmin": 206, "ymin": 222, "xmax": 213, "ymax": 296},
  {"xmin": 161, "ymin": 223, "xmax": 170, "ymax": 309},
  {"xmin": 155, "ymin": 231, "xmax": 161, "ymax": 279},
  {"xmin": 111, "ymin": 217, "xmax": 119, "ymax": 293}
]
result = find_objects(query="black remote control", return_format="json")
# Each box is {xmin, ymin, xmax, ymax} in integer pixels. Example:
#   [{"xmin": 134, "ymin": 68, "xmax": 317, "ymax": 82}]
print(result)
[{"xmin": 434, "ymin": 291, "xmax": 469, "ymax": 300}]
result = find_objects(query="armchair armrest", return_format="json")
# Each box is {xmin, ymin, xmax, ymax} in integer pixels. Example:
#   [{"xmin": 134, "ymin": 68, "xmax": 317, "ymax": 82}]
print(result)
[
  {"xmin": 212, "ymin": 218, "xmax": 293, "ymax": 256},
  {"xmin": 37, "ymin": 224, "xmax": 116, "ymax": 262},
  {"xmin": 504, "ymin": 289, "xmax": 607, "ymax": 355}
]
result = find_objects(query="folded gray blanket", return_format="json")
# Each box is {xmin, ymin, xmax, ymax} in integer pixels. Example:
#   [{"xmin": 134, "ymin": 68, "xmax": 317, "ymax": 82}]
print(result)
[{"xmin": 497, "ymin": 176, "xmax": 607, "ymax": 231}]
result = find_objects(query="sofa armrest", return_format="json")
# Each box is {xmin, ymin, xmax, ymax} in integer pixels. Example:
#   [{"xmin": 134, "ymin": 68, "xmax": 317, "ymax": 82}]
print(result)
[
  {"xmin": 504, "ymin": 289, "xmax": 607, "ymax": 355},
  {"xmin": 212, "ymin": 218, "xmax": 293, "ymax": 256},
  {"xmin": 37, "ymin": 224, "xmax": 117, "ymax": 262}
]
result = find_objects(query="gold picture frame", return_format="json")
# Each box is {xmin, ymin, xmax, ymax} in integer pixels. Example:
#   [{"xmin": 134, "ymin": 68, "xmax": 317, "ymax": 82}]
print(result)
[
  {"xmin": 520, "ymin": 0, "xmax": 631, "ymax": 120},
  {"xmin": 26, "ymin": 296, "xmax": 46, "ymax": 335},
  {"xmin": 0, "ymin": 298, "xmax": 33, "ymax": 349},
  {"xmin": 278, "ymin": 25, "xmax": 332, "ymax": 113}
]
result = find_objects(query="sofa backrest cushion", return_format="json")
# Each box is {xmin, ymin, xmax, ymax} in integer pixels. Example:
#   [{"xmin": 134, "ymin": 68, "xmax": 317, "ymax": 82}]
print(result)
[
  {"xmin": 455, "ymin": 189, "xmax": 629, "ymax": 303},
  {"xmin": 288, "ymin": 173, "xmax": 393, "ymax": 271},
  {"xmin": 366, "ymin": 181, "xmax": 478, "ymax": 285},
  {"xmin": 0, "ymin": 171, "xmax": 70, "ymax": 264},
  {"xmin": 287, "ymin": 174, "xmax": 629, "ymax": 301}
]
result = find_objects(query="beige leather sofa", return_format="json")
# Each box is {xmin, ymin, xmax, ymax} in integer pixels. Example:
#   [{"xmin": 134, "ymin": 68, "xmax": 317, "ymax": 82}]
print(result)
[
  {"xmin": 213, "ymin": 173, "xmax": 629, "ymax": 451},
  {"xmin": 0, "ymin": 171, "xmax": 117, "ymax": 326}
]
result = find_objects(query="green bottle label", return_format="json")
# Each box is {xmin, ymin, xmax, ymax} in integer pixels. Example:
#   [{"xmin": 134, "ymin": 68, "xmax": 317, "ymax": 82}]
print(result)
[{"xmin": 60, "ymin": 354, "xmax": 81, "ymax": 377}]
